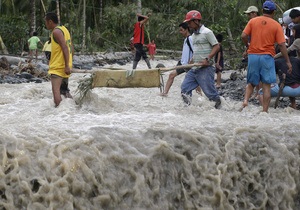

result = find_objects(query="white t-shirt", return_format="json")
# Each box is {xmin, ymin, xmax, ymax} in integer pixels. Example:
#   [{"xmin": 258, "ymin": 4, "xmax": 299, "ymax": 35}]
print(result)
[{"xmin": 181, "ymin": 36, "xmax": 193, "ymax": 65}]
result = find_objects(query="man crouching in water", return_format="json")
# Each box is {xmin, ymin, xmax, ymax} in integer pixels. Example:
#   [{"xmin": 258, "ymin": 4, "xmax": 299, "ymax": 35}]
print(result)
[{"xmin": 44, "ymin": 12, "xmax": 73, "ymax": 107}]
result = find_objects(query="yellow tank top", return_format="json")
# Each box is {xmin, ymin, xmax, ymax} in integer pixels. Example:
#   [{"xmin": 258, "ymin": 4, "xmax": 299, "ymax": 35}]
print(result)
[{"xmin": 49, "ymin": 26, "xmax": 72, "ymax": 78}]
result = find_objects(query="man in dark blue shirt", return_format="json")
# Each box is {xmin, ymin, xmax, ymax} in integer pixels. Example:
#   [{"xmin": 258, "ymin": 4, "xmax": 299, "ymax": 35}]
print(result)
[{"xmin": 258, "ymin": 56, "xmax": 300, "ymax": 109}]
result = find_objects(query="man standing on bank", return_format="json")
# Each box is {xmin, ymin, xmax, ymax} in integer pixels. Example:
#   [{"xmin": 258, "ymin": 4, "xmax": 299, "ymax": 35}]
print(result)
[
  {"xmin": 181, "ymin": 10, "xmax": 221, "ymax": 108},
  {"xmin": 241, "ymin": 1, "xmax": 292, "ymax": 112},
  {"xmin": 132, "ymin": 13, "xmax": 151, "ymax": 70},
  {"xmin": 44, "ymin": 12, "xmax": 73, "ymax": 107}
]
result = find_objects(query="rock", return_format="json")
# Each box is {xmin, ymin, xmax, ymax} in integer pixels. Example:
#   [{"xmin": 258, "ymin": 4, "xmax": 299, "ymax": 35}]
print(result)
[
  {"xmin": 18, "ymin": 72, "xmax": 34, "ymax": 79},
  {"xmin": 155, "ymin": 63, "xmax": 165, "ymax": 68},
  {"xmin": 30, "ymin": 78, "xmax": 43, "ymax": 83},
  {"xmin": 0, "ymin": 57, "xmax": 9, "ymax": 69}
]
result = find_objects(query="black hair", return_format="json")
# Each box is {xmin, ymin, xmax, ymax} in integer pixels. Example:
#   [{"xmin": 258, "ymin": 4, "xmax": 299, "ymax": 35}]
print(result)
[
  {"xmin": 45, "ymin": 12, "xmax": 59, "ymax": 24},
  {"xmin": 216, "ymin": 34, "xmax": 223, "ymax": 42},
  {"xmin": 262, "ymin": 9, "xmax": 274, "ymax": 15},
  {"xmin": 293, "ymin": 24, "xmax": 300, "ymax": 39},
  {"xmin": 138, "ymin": 16, "xmax": 145, "ymax": 22},
  {"xmin": 33, "ymin": 31, "xmax": 38, "ymax": 36},
  {"xmin": 179, "ymin": 22, "xmax": 189, "ymax": 30},
  {"xmin": 289, "ymin": 9, "xmax": 300, "ymax": 19}
]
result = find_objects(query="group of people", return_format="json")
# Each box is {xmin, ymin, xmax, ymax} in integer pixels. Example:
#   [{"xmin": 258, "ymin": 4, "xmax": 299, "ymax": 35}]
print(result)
[
  {"xmin": 38, "ymin": 2, "xmax": 300, "ymax": 111},
  {"xmin": 241, "ymin": 2, "xmax": 300, "ymax": 112},
  {"xmin": 132, "ymin": 10, "xmax": 223, "ymax": 109}
]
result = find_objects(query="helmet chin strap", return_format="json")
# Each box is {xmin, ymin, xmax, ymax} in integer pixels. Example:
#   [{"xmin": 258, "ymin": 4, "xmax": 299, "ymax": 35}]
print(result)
[{"xmin": 192, "ymin": 19, "xmax": 201, "ymax": 28}]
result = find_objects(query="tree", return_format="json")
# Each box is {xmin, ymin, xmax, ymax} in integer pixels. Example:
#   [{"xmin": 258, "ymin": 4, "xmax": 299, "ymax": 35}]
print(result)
[
  {"xmin": 29, "ymin": 0, "xmax": 36, "ymax": 36},
  {"xmin": 82, "ymin": 0, "xmax": 86, "ymax": 52},
  {"xmin": 137, "ymin": 0, "xmax": 141, "ymax": 14},
  {"xmin": 0, "ymin": 0, "xmax": 297, "ymax": 54},
  {"xmin": 0, "ymin": 35, "xmax": 8, "ymax": 54},
  {"xmin": 56, "ymin": 0, "xmax": 60, "ymax": 24}
]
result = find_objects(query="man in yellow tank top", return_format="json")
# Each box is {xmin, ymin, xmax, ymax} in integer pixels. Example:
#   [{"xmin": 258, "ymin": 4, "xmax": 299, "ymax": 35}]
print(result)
[{"xmin": 44, "ymin": 12, "xmax": 73, "ymax": 107}]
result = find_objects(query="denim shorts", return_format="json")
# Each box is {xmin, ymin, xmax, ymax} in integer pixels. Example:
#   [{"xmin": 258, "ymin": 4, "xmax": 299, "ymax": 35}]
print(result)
[
  {"xmin": 247, "ymin": 54, "xmax": 276, "ymax": 85},
  {"xmin": 259, "ymin": 84, "xmax": 300, "ymax": 98}
]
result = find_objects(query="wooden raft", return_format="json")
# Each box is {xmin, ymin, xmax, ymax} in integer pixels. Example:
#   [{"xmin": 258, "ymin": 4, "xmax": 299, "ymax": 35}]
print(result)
[
  {"xmin": 92, "ymin": 69, "xmax": 161, "ymax": 88},
  {"xmin": 72, "ymin": 63, "xmax": 201, "ymax": 88}
]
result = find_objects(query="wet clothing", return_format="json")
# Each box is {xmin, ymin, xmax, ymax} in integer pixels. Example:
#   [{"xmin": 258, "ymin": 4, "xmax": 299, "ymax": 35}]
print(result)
[
  {"xmin": 49, "ymin": 25, "xmax": 72, "ymax": 78},
  {"xmin": 243, "ymin": 16, "xmax": 286, "ymax": 86},
  {"xmin": 181, "ymin": 25, "xmax": 220, "ymax": 103},
  {"xmin": 243, "ymin": 16, "xmax": 286, "ymax": 57},
  {"xmin": 28, "ymin": 36, "xmax": 41, "ymax": 50},
  {"xmin": 176, "ymin": 36, "xmax": 193, "ymax": 75},
  {"xmin": 147, "ymin": 43, "xmax": 156, "ymax": 56},
  {"xmin": 275, "ymin": 38, "xmax": 300, "ymax": 59},
  {"xmin": 269, "ymin": 84, "xmax": 300, "ymax": 97},
  {"xmin": 133, "ymin": 22, "xmax": 145, "ymax": 45},
  {"xmin": 215, "ymin": 44, "xmax": 224, "ymax": 73},
  {"xmin": 191, "ymin": 25, "xmax": 218, "ymax": 64},
  {"xmin": 50, "ymin": 74, "xmax": 71, "ymax": 95},
  {"xmin": 134, "ymin": 43, "xmax": 148, "ymax": 62},
  {"xmin": 247, "ymin": 54, "xmax": 276, "ymax": 85},
  {"xmin": 275, "ymin": 57, "xmax": 300, "ymax": 86},
  {"xmin": 259, "ymin": 57, "xmax": 300, "ymax": 97},
  {"xmin": 43, "ymin": 41, "xmax": 51, "ymax": 61},
  {"xmin": 133, "ymin": 21, "xmax": 148, "ymax": 62},
  {"xmin": 181, "ymin": 66, "xmax": 220, "ymax": 101}
]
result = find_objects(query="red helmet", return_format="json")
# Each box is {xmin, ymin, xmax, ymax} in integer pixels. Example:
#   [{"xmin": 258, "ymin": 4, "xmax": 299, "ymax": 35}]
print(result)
[{"xmin": 184, "ymin": 10, "xmax": 202, "ymax": 22}]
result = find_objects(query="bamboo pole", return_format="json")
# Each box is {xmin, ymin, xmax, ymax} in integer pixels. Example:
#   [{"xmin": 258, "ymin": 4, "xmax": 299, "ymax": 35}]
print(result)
[{"xmin": 40, "ymin": 0, "xmax": 46, "ymax": 14}]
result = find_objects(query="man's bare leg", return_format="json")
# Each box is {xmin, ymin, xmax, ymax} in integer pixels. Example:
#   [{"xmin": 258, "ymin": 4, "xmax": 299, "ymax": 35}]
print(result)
[
  {"xmin": 241, "ymin": 83, "xmax": 254, "ymax": 109},
  {"xmin": 289, "ymin": 97, "xmax": 296, "ymax": 109},
  {"xmin": 195, "ymin": 86, "xmax": 202, "ymax": 95},
  {"xmin": 160, "ymin": 70, "xmax": 178, "ymax": 96},
  {"xmin": 262, "ymin": 83, "xmax": 271, "ymax": 112},
  {"xmin": 216, "ymin": 72, "xmax": 221, "ymax": 88},
  {"xmin": 51, "ymin": 76, "xmax": 63, "ymax": 107}
]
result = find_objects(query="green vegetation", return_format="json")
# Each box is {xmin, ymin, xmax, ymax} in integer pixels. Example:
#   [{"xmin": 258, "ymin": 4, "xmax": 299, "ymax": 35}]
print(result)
[{"xmin": 0, "ymin": 0, "xmax": 297, "ymax": 57}]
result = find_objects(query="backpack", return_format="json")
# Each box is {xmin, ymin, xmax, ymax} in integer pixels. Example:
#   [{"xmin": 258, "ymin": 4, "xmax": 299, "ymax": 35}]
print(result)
[{"xmin": 186, "ymin": 35, "xmax": 193, "ymax": 53}]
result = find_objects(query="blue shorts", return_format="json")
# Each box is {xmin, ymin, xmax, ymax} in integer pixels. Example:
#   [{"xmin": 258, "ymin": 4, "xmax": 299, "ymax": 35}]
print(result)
[{"xmin": 247, "ymin": 54, "xmax": 276, "ymax": 86}]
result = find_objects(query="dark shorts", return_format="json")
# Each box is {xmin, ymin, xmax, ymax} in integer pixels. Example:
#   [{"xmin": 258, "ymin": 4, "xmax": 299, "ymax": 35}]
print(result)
[
  {"xmin": 176, "ymin": 68, "xmax": 185, "ymax": 75},
  {"xmin": 215, "ymin": 67, "xmax": 222, "ymax": 73},
  {"xmin": 51, "ymin": 74, "xmax": 70, "ymax": 95},
  {"xmin": 134, "ymin": 43, "xmax": 148, "ymax": 61},
  {"xmin": 176, "ymin": 61, "xmax": 188, "ymax": 75}
]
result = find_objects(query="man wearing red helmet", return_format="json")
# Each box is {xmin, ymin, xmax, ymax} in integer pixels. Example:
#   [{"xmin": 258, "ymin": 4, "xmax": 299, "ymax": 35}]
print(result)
[{"xmin": 181, "ymin": 10, "xmax": 221, "ymax": 109}]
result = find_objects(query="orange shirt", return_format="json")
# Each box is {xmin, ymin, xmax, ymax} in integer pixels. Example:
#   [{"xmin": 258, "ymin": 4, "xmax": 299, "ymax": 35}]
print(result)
[{"xmin": 243, "ymin": 16, "xmax": 286, "ymax": 56}]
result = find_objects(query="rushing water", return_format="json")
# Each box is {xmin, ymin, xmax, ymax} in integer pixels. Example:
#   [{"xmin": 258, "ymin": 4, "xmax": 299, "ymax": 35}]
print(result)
[{"xmin": 0, "ymin": 59, "xmax": 300, "ymax": 210}]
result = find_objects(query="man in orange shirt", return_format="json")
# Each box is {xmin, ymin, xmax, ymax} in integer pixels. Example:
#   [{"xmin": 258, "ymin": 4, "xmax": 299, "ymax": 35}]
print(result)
[{"xmin": 241, "ymin": 0, "xmax": 292, "ymax": 112}]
